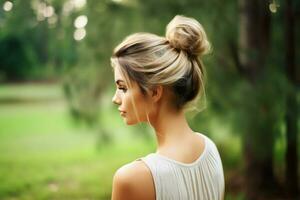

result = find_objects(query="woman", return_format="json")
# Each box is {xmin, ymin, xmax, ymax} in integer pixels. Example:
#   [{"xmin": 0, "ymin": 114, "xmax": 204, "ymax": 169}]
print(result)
[{"xmin": 110, "ymin": 15, "xmax": 225, "ymax": 200}]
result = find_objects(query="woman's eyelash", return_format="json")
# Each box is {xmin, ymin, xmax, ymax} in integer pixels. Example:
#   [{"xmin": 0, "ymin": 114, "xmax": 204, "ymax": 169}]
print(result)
[{"xmin": 118, "ymin": 87, "xmax": 127, "ymax": 92}]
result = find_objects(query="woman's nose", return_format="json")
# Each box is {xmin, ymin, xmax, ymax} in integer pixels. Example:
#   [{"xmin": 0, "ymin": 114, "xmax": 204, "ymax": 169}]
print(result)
[{"xmin": 112, "ymin": 92, "xmax": 121, "ymax": 105}]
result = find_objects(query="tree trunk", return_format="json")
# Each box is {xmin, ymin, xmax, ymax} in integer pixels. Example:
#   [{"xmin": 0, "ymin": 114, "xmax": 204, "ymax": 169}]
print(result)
[
  {"xmin": 238, "ymin": 0, "xmax": 277, "ymax": 199},
  {"xmin": 284, "ymin": 0, "xmax": 299, "ymax": 197}
]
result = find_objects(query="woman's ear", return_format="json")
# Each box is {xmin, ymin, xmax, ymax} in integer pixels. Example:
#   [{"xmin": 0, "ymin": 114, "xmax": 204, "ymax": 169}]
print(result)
[{"xmin": 151, "ymin": 85, "xmax": 163, "ymax": 103}]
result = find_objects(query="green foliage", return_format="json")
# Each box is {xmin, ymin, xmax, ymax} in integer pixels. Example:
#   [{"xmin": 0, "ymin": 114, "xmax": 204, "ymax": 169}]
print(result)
[{"xmin": 0, "ymin": 0, "xmax": 77, "ymax": 81}]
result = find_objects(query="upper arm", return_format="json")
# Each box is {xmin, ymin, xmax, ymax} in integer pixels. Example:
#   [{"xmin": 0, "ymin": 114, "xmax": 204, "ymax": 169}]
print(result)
[{"xmin": 111, "ymin": 161, "xmax": 155, "ymax": 200}]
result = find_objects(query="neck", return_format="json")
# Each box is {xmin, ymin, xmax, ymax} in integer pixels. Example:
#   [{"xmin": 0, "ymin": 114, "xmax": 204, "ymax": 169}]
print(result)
[{"xmin": 149, "ymin": 107, "xmax": 194, "ymax": 152}]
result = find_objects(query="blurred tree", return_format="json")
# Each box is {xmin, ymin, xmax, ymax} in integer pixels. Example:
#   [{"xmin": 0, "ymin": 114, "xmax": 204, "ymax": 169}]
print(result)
[
  {"xmin": 0, "ymin": 0, "xmax": 37, "ymax": 80},
  {"xmin": 284, "ymin": 0, "xmax": 298, "ymax": 197},
  {"xmin": 0, "ymin": 0, "xmax": 77, "ymax": 81},
  {"xmin": 238, "ymin": 0, "xmax": 275, "ymax": 198},
  {"xmin": 235, "ymin": 0, "xmax": 298, "ymax": 199},
  {"xmin": 0, "ymin": 35, "xmax": 33, "ymax": 80},
  {"xmin": 62, "ymin": 0, "xmax": 144, "ymax": 143}
]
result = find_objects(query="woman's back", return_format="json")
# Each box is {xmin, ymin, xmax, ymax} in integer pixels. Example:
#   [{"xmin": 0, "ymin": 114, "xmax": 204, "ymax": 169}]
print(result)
[{"xmin": 138, "ymin": 133, "xmax": 225, "ymax": 200}]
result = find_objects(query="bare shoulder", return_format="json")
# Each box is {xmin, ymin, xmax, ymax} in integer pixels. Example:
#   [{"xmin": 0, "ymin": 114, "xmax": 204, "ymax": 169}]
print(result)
[{"xmin": 111, "ymin": 160, "xmax": 155, "ymax": 200}]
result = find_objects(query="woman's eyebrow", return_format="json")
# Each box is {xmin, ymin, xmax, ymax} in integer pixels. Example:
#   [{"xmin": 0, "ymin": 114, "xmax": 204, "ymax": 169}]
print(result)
[{"xmin": 115, "ymin": 80, "xmax": 125, "ymax": 85}]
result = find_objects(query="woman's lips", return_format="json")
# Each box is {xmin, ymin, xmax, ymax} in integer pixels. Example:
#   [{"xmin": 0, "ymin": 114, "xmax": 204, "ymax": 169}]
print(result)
[{"xmin": 120, "ymin": 111, "xmax": 126, "ymax": 116}]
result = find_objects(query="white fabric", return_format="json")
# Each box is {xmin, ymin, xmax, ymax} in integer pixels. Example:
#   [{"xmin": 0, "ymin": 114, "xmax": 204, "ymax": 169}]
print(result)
[{"xmin": 139, "ymin": 133, "xmax": 225, "ymax": 200}]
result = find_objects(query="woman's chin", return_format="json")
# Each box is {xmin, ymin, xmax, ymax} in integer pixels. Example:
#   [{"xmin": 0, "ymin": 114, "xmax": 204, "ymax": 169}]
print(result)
[
  {"xmin": 123, "ymin": 118, "xmax": 137, "ymax": 125},
  {"xmin": 126, "ymin": 121, "xmax": 138, "ymax": 126},
  {"xmin": 123, "ymin": 117, "xmax": 142, "ymax": 126}
]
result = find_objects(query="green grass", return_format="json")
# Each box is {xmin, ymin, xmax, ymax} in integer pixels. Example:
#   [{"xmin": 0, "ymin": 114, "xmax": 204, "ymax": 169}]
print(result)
[
  {"xmin": 0, "ymin": 83, "xmax": 155, "ymax": 200},
  {"xmin": 0, "ymin": 83, "xmax": 63, "ymax": 100},
  {"xmin": 0, "ymin": 133, "xmax": 154, "ymax": 200}
]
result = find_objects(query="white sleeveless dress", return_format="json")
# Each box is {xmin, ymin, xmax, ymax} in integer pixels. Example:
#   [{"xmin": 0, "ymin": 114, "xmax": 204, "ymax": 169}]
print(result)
[{"xmin": 138, "ymin": 133, "xmax": 225, "ymax": 200}]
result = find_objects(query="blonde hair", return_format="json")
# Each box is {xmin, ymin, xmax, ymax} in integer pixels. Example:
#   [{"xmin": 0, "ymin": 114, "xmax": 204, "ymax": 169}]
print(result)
[{"xmin": 111, "ymin": 15, "xmax": 211, "ymax": 112}]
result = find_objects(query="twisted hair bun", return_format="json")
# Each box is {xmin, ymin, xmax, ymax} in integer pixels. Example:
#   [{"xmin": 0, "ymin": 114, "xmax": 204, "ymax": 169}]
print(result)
[{"xmin": 166, "ymin": 15, "xmax": 211, "ymax": 57}]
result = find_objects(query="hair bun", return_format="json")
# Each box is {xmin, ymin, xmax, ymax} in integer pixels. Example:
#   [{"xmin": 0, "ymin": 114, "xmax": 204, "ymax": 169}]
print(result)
[{"xmin": 166, "ymin": 15, "xmax": 211, "ymax": 57}]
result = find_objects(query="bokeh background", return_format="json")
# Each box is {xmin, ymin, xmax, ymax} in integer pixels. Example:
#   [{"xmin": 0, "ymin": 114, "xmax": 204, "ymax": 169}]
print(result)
[{"xmin": 0, "ymin": 0, "xmax": 299, "ymax": 199}]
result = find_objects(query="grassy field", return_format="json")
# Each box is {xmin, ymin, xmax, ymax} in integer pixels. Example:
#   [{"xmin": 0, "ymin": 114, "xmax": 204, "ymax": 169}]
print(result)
[{"xmin": 0, "ymin": 83, "xmax": 156, "ymax": 200}]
